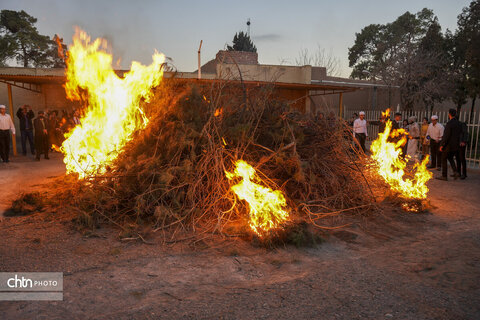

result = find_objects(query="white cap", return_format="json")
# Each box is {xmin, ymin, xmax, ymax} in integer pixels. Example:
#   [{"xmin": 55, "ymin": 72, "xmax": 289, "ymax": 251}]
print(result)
[
  {"xmin": 359, "ymin": 111, "xmax": 365, "ymax": 115},
  {"xmin": 0, "ymin": 105, "xmax": 5, "ymax": 109},
  {"xmin": 431, "ymin": 115, "xmax": 438, "ymax": 120}
]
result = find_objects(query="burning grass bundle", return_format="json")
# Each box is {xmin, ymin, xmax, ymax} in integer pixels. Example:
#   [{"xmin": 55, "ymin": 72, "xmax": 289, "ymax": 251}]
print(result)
[{"xmin": 50, "ymin": 79, "xmax": 375, "ymax": 243}]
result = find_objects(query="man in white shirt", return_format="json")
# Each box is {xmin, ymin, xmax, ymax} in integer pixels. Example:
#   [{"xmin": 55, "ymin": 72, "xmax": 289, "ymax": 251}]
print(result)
[
  {"xmin": 425, "ymin": 115, "xmax": 444, "ymax": 169},
  {"xmin": 353, "ymin": 111, "xmax": 368, "ymax": 153},
  {"xmin": 0, "ymin": 104, "xmax": 16, "ymax": 163}
]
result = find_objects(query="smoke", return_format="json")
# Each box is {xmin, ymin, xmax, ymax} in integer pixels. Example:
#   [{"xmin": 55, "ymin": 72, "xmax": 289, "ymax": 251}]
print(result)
[{"xmin": 253, "ymin": 33, "xmax": 283, "ymax": 42}]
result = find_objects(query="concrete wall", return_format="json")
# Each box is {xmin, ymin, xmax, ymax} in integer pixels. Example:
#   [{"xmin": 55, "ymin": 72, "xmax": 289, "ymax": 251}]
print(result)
[
  {"xmin": 197, "ymin": 50, "xmax": 259, "ymax": 75},
  {"xmin": 43, "ymin": 84, "xmax": 73, "ymax": 110},
  {"xmin": 273, "ymin": 88, "xmax": 309, "ymax": 113},
  {"xmin": 310, "ymin": 86, "xmax": 402, "ymax": 117},
  {"xmin": 217, "ymin": 63, "xmax": 312, "ymax": 84},
  {"xmin": 311, "ymin": 67, "xmax": 327, "ymax": 80},
  {"xmin": 0, "ymin": 83, "xmax": 44, "ymax": 108}
]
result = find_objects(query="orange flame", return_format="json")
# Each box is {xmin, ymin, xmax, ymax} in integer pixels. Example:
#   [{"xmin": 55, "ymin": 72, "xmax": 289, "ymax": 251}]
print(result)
[
  {"xmin": 370, "ymin": 109, "xmax": 432, "ymax": 200},
  {"xmin": 61, "ymin": 28, "xmax": 164, "ymax": 178},
  {"xmin": 214, "ymin": 108, "xmax": 223, "ymax": 117},
  {"xmin": 225, "ymin": 160, "xmax": 289, "ymax": 235},
  {"xmin": 52, "ymin": 144, "xmax": 61, "ymax": 152},
  {"xmin": 54, "ymin": 34, "xmax": 65, "ymax": 60}
]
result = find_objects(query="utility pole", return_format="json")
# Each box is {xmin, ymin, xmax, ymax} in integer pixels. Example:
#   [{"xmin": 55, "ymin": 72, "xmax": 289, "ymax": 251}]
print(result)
[
  {"xmin": 197, "ymin": 40, "xmax": 203, "ymax": 79},
  {"xmin": 7, "ymin": 84, "xmax": 17, "ymax": 156}
]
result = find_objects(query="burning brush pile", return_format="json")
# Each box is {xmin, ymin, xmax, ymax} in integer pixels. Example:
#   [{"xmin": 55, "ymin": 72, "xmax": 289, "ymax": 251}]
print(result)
[
  {"xmin": 369, "ymin": 109, "xmax": 433, "ymax": 212},
  {"xmin": 49, "ymin": 30, "xmax": 376, "ymax": 244}
]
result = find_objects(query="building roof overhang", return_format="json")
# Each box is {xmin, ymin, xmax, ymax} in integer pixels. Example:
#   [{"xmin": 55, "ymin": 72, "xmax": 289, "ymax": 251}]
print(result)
[{"xmin": 0, "ymin": 67, "xmax": 362, "ymax": 95}]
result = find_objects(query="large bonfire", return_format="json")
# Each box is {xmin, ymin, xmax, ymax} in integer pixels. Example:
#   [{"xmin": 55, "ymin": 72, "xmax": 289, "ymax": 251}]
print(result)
[
  {"xmin": 43, "ymin": 30, "xmax": 430, "ymax": 243},
  {"xmin": 61, "ymin": 28, "xmax": 164, "ymax": 178}
]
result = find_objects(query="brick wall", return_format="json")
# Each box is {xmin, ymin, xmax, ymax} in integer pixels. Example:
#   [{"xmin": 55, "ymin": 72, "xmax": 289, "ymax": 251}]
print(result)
[
  {"xmin": 43, "ymin": 84, "xmax": 75, "ymax": 110},
  {"xmin": 215, "ymin": 50, "xmax": 258, "ymax": 65}
]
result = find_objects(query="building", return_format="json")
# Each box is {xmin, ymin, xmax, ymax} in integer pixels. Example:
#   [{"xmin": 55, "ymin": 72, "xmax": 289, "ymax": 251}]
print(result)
[{"xmin": 0, "ymin": 52, "xmax": 394, "ymax": 153}]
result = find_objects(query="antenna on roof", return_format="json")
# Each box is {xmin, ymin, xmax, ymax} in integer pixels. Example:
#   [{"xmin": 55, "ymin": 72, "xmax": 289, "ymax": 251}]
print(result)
[{"xmin": 246, "ymin": 18, "xmax": 251, "ymax": 37}]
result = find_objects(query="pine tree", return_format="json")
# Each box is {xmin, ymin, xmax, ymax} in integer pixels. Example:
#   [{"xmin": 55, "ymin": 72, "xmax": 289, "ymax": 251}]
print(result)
[
  {"xmin": 227, "ymin": 31, "xmax": 257, "ymax": 53},
  {"xmin": 0, "ymin": 10, "xmax": 66, "ymax": 67}
]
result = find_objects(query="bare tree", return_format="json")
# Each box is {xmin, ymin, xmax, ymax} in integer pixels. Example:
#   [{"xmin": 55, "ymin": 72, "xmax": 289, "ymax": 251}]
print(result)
[{"xmin": 295, "ymin": 45, "xmax": 341, "ymax": 77}]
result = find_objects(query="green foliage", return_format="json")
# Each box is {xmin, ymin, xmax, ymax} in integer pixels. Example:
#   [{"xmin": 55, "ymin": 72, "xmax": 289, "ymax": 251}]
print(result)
[
  {"xmin": 456, "ymin": 1, "xmax": 480, "ymax": 109},
  {"xmin": 445, "ymin": 30, "xmax": 468, "ymax": 109},
  {"xmin": 227, "ymin": 31, "xmax": 257, "ymax": 52},
  {"xmin": 348, "ymin": 9, "xmax": 446, "ymax": 110},
  {"xmin": 0, "ymin": 10, "xmax": 67, "ymax": 67},
  {"xmin": 414, "ymin": 19, "xmax": 452, "ymax": 112},
  {"xmin": 349, "ymin": 3, "xmax": 480, "ymax": 113}
]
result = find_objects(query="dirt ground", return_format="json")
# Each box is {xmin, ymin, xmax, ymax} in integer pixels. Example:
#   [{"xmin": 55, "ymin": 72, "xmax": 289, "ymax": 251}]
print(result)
[{"xmin": 0, "ymin": 155, "xmax": 479, "ymax": 319}]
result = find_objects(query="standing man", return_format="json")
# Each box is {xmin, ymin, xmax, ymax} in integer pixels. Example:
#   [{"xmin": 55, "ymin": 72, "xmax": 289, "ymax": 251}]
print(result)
[
  {"xmin": 437, "ymin": 109, "xmax": 462, "ymax": 181},
  {"xmin": 317, "ymin": 112, "xmax": 325, "ymax": 123},
  {"xmin": 16, "ymin": 105, "xmax": 35, "ymax": 156},
  {"xmin": 426, "ymin": 115, "xmax": 444, "ymax": 170},
  {"xmin": 387, "ymin": 112, "xmax": 403, "ymax": 145},
  {"xmin": 420, "ymin": 117, "xmax": 429, "ymax": 161},
  {"xmin": 48, "ymin": 110, "xmax": 61, "ymax": 151},
  {"xmin": 378, "ymin": 114, "xmax": 387, "ymax": 134},
  {"xmin": 348, "ymin": 113, "xmax": 358, "ymax": 127},
  {"xmin": 406, "ymin": 116, "xmax": 420, "ymax": 160},
  {"xmin": 353, "ymin": 111, "xmax": 368, "ymax": 153},
  {"xmin": 392, "ymin": 112, "xmax": 402, "ymax": 130},
  {"xmin": 327, "ymin": 111, "xmax": 336, "ymax": 128},
  {"xmin": 401, "ymin": 119, "xmax": 409, "ymax": 158},
  {"xmin": 457, "ymin": 118, "xmax": 468, "ymax": 180},
  {"xmin": 0, "ymin": 105, "xmax": 16, "ymax": 163},
  {"xmin": 34, "ymin": 111, "xmax": 49, "ymax": 161}
]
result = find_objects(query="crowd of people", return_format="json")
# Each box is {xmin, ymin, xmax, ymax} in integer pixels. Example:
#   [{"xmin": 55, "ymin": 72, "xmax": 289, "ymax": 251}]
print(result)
[
  {"xmin": 350, "ymin": 108, "xmax": 469, "ymax": 181},
  {"xmin": 0, "ymin": 104, "xmax": 81, "ymax": 163}
]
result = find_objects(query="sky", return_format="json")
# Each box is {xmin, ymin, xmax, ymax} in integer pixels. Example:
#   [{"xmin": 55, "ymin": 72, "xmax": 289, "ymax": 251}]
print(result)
[{"xmin": 1, "ymin": 0, "xmax": 472, "ymax": 77}]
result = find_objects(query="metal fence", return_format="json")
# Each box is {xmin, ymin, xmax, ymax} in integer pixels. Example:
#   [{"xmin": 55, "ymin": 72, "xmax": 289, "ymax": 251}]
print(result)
[{"xmin": 347, "ymin": 109, "xmax": 480, "ymax": 168}]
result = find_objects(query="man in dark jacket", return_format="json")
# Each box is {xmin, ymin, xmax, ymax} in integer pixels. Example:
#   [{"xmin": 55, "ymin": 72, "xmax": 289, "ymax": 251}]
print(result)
[
  {"xmin": 16, "ymin": 105, "xmax": 35, "ymax": 156},
  {"xmin": 34, "ymin": 111, "xmax": 49, "ymax": 161},
  {"xmin": 47, "ymin": 110, "xmax": 61, "ymax": 151},
  {"xmin": 456, "ymin": 119, "xmax": 468, "ymax": 179},
  {"xmin": 391, "ymin": 112, "xmax": 402, "ymax": 131},
  {"xmin": 437, "ymin": 109, "xmax": 462, "ymax": 181}
]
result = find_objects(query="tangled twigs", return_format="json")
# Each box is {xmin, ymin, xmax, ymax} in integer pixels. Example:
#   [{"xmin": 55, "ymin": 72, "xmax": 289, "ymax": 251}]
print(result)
[{"xmin": 47, "ymin": 79, "xmax": 374, "ymax": 243}]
